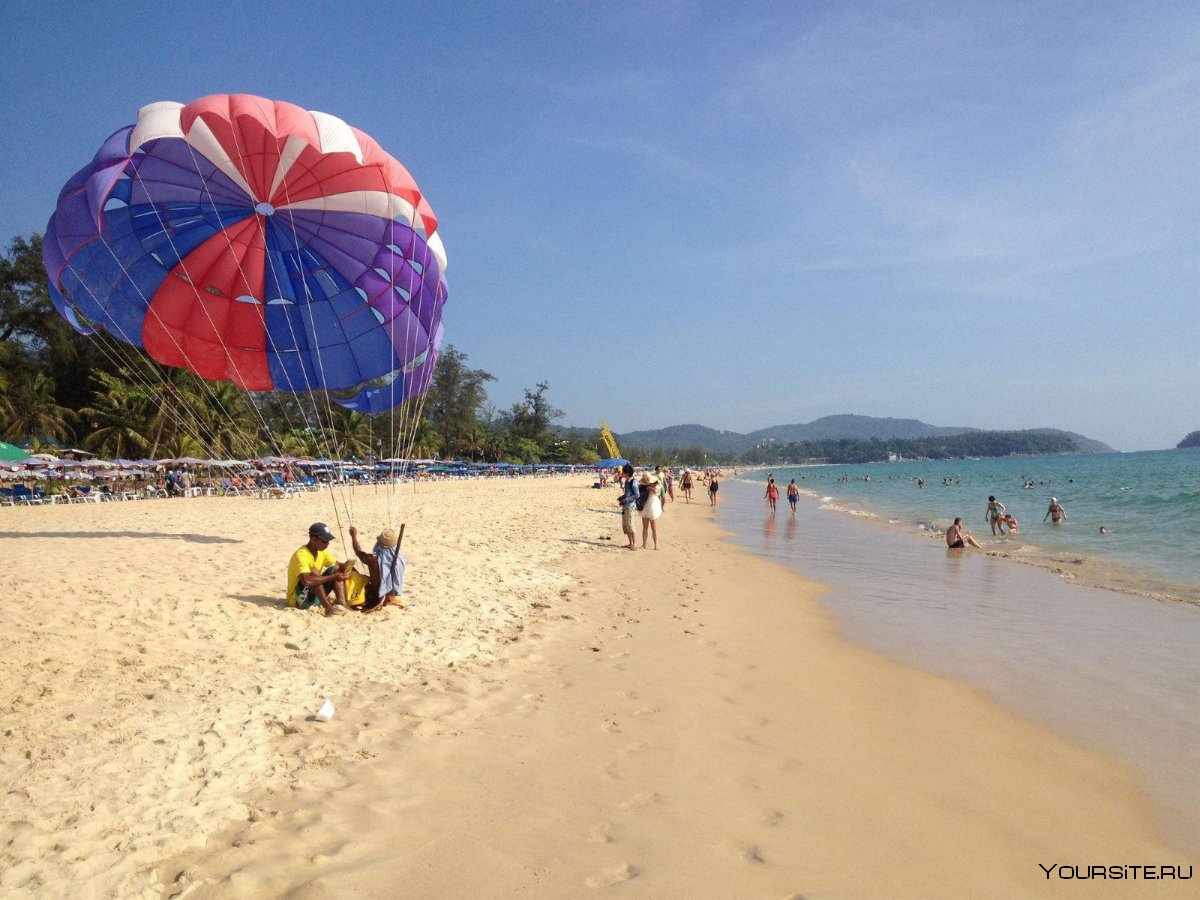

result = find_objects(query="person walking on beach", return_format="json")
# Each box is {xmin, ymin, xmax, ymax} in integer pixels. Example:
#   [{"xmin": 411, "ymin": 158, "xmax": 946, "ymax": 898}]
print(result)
[
  {"xmin": 617, "ymin": 463, "xmax": 639, "ymax": 551},
  {"xmin": 946, "ymin": 518, "xmax": 982, "ymax": 549},
  {"xmin": 1044, "ymin": 497, "xmax": 1067, "ymax": 524},
  {"xmin": 787, "ymin": 479, "xmax": 799, "ymax": 515},
  {"xmin": 286, "ymin": 522, "xmax": 350, "ymax": 616},
  {"xmin": 638, "ymin": 472, "xmax": 663, "ymax": 549},
  {"xmin": 708, "ymin": 473, "xmax": 719, "ymax": 507},
  {"xmin": 765, "ymin": 476, "xmax": 779, "ymax": 513},
  {"xmin": 680, "ymin": 470, "xmax": 693, "ymax": 503},
  {"xmin": 985, "ymin": 495, "xmax": 1007, "ymax": 535}
]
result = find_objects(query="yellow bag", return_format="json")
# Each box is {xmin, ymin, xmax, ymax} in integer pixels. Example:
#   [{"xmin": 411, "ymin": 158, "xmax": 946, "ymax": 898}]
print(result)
[{"xmin": 343, "ymin": 568, "xmax": 371, "ymax": 607}]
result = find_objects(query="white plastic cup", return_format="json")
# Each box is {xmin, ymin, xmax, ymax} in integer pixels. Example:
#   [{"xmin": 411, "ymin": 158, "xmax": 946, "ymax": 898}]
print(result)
[{"xmin": 315, "ymin": 699, "xmax": 335, "ymax": 722}]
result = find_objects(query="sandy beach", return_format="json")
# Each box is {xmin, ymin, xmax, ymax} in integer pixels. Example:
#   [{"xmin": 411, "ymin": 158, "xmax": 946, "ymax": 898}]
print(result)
[{"xmin": 1, "ymin": 477, "xmax": 1193, "ymax": 898}]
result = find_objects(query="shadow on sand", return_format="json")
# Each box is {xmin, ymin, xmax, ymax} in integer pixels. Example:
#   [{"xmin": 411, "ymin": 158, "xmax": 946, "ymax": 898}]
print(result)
[
  {"xmin": 229, "ymin": 594, "xmax": 286, "ymax": 609},
  {"xmin": 7, "ymin": 530, "xmax": 242, "ymax": 544},
  {"xmin": 560, "ymin": 537, "xmax": 621, "ymax": 548}
]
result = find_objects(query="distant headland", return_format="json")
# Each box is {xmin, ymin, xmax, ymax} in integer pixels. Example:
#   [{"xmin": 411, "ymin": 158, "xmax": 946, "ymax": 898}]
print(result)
[
  {"xmin": 1179, "ymin": 431, "xmax": 1200, "ymax": 449},
  {"xmin": 585, "ymin": 415, "xmax": 1116, "ymax": 465}
]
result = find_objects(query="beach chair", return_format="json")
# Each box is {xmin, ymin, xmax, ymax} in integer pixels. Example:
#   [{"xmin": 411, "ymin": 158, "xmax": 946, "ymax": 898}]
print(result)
[
  {"xmin": 12, "ymin": 485, "xmax": 44, "ymax": 505},
  {"xmin": 0, "ymin": 487, "xmax": 14, "ymax": 506}
]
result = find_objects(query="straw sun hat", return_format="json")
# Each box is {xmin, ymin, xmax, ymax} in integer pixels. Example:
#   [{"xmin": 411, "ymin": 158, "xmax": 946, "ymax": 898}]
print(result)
[
  {"xmin": 638, "ymin": 473, "xmax": 660, "ymax": 486},
  {"xmin": 376, "ymin": 527, "xmax": 399, "ymax": 548}
]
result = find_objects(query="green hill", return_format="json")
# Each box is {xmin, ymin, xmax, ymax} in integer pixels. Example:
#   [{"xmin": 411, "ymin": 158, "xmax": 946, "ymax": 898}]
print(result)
[{"xmin": 604, "ymin": 415, "xmax": 1114, "ymax": 455}]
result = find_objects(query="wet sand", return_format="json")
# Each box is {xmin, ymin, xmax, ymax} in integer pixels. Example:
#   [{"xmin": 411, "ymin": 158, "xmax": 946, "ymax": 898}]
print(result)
[
  {"xmin": 0, "ymin": 478, "xmax": 1193, "ymax": 897},
  {"xmin": 722, "ymin": 477, "xmax": 1200, "ymax": 850}
]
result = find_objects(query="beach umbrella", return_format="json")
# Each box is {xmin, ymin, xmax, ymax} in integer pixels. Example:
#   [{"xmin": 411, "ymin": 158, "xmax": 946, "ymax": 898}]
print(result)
[
  {"xmin": 0, "ymin": 441, "xmax": 27, "ymax": 462},
  {"xmin": 595, "ymin": 457, "xmax": 630, "ymax": 468}
]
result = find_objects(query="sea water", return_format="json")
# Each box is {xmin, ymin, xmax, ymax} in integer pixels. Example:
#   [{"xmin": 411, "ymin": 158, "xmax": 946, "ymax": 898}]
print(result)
[
  {"xmin": 753, "ymin": 449, "xmax": 1199, "ymax": 601},
  {"xmin": 714, "ymin": 454, "xmax": 1200, "ymax": 849}
]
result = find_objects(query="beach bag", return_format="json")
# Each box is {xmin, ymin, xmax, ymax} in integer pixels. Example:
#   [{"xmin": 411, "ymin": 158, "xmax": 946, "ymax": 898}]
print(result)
[
  {"xmin": 635, "ymin": 486, "xmax": 648, "ymax": 512},
  {"xmin": 342, "ymin": 568, "xmax": 370, "ymax": 607}
]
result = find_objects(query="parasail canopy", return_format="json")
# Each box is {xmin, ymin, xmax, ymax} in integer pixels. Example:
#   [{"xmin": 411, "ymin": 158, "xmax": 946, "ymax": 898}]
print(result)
[{"xmin": 43, "ymin": 94, "xmax": 448, "ymax": 414}]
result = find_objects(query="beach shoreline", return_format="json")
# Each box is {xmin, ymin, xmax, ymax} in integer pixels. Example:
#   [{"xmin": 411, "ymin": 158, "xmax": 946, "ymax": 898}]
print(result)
[
  {"xmin": 1, "ymin": 477, "xmax": 1194, "ymax": 896},
  {"xmin": 773, "ymin": 481, "xmax": 1200, "ymax": 609}
]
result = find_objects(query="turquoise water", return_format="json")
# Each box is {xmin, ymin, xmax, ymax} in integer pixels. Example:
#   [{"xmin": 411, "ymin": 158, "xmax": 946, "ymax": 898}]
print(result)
[{"xmin": 750, "ymin": 449, "xmax": 1199, "ymax": 600}]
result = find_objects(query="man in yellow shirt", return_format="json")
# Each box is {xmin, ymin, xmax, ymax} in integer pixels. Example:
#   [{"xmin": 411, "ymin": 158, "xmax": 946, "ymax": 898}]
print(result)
[{"xmin": 286, "ymin": 522, "xmax": 350, "ymax": 616}]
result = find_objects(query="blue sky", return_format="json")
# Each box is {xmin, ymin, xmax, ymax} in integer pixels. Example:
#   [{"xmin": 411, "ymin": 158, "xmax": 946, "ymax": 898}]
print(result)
[{"xmin": 2, "ymin": 2, "xmax": 1196, "ymax": 450}]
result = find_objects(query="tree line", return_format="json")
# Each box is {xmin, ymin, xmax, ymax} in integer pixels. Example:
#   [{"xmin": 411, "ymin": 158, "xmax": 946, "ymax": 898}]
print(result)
[
  {"xmin": 737, "ymin": 431, "xmax": 1080, "ymax": 465},
  {"xmin": 0, "ymin": 234, "xmax": 599, "ymax": 464}
]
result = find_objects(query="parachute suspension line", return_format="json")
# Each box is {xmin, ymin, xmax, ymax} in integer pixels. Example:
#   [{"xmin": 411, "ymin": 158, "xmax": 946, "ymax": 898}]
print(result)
[
  {"xmin": 384, "ymin": 161, "xmax": 405, "ymax": 532},
  {"xmin": 172, "ymin": 138, "xmax": 313, "ymax": 459},
  {"xmin": 88, "ymin": 330, "xmax": 224, "ymax": 455},
  {"xmin": 174, "ymin": 130, "xmax": 338, "ymax": 464},
  {"xmin": 257, "ymin": 109, "xmax": 360, "ymax": 539},
  {"xmin": 66, "ymin": 217, "xmax": 275, "ymax": 463},
  {"xmin": 179, "ymin": 108, "xmax": 351, "ymax": 538},
  {"xmin": 123, "ymin": 161, "xmax": 292, "ymax": 462},
  {"xmin": 60, "ymin": 264, "xmax": 230, "ymax": 457}
]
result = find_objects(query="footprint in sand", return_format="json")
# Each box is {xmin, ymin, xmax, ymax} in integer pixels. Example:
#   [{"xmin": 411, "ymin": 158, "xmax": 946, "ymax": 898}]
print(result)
[
  {"xmin": 601, "ymin": 719, "xmax": 620, "ymax": 733},
  {"xmin": 618, "ymin": 791, "xmax": 662, "ymax": 810},
  {"xmin": 596, "ymin": 761, "xmax": 621, "ymax": 780},
  {"xmin": 585, "ymin": 863, "xmax": 640, "ymax": 887},
  {"xmin": 761, "ymin": 809, "xmax": 785, "ymax": 827},
  {"xmin": 736, "ymin": 843, "xmax": 766, "ymax": 864},
  {"xmin": 588, "ymin": 822, "xmax": 616, "ymax": 844}
]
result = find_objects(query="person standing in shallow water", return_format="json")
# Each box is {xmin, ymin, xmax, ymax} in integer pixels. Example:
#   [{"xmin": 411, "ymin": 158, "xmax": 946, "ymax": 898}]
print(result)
[
  {"xmin": 986, "ymin": 495, "xmax": 1007, "ymax": 535},
  {"xmin": 708, "ymin": 473, "xmax": 719, "ymax": 507},
  {"xmin": 765, "ymin": 476, "xmax": 779, "ymax": 512},
  {"xmin": 787, "ymin": 479, "xmax": 799, "ymax": 515},
  {"xmin": 1044, "ymin": 497, "xmax": 1067, "ymax": 524}
]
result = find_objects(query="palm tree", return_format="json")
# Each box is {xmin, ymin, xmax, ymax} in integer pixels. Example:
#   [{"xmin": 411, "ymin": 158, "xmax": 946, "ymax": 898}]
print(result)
[
  {"xmin": 78, "ymin": 370, "xmax": 157, "ymax": 458},
  {"xmin": 276, "ymin": 429, "xmax": 314, "ymax": 458},
  {"xmin": 325, "ymin": 408, "xmax": 376, "ymax": 460},
  {"xmin": 462, "ymin": 423, "xmax": 488, "ymax": 461},
  {"xmin": 187, "ymin": 378, "xmax": 260, "ymax": 459},
  {"xmin": 3, "ymin": 372, "xmax": 74, "ymax": 445},
  {"xmin": 408, "ymin": 417, "xmax": 442, "ymax": 459}
]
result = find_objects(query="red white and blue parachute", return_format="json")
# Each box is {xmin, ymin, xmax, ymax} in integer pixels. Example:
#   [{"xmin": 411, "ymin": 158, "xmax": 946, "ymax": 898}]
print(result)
[{"xmin": 42, "ymin": 94, "xmax": 447, "ymax": 413}]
